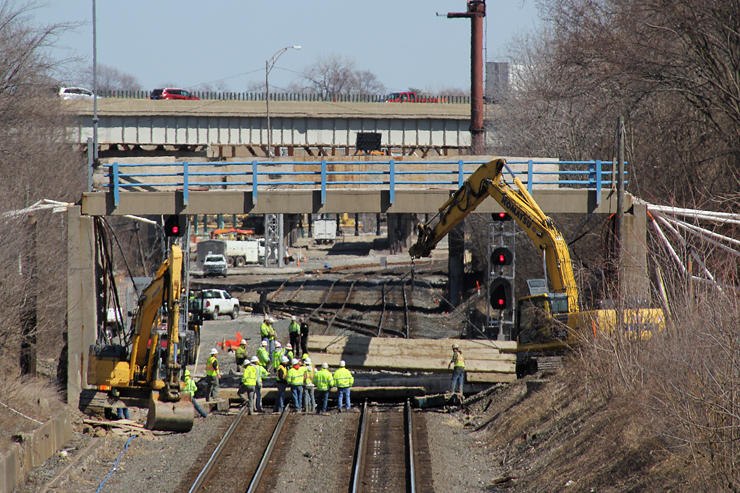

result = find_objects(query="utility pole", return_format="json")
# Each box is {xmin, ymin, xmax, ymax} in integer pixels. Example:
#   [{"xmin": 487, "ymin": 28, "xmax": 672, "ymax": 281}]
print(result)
[{"xmin": 447, "ymin": 1, "xmax": 486, "ymax": 155}]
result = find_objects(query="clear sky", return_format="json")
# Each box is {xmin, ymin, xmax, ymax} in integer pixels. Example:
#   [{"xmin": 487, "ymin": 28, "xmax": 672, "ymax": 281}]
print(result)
[{"xmin": 31, "ymin": 0, "xmax": 539, "ymax": 94}]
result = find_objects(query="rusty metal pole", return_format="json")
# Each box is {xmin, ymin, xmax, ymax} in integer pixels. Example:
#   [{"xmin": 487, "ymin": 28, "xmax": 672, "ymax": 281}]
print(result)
[{"xmin": 448, "ymin": 1, "xmax": 486, "ymax": 155}]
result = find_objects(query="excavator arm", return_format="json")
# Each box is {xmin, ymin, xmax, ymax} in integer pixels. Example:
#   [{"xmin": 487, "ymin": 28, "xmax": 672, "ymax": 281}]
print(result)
[{"xmin": 409, "ymin": 158, "xmax": 579, "ymax": 313}]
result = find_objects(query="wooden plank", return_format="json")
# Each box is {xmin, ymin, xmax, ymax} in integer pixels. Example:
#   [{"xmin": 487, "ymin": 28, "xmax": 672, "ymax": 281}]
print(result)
[
  {"xmin": 314, "ymin": 353, "xmax": 515, "ymax": 374},
  {"xmin": 465, "ymin": 372, "xmax": 518, "ymax": 383},
  {"xmin": 307, "ymin": 335, "xmax": 517, "ymax": 354}
]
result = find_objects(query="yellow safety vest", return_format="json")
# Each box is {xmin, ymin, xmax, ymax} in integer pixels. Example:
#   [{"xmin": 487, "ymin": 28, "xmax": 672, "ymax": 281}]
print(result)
[
  {"xmin": 287, "ymin": 366, "xmax": 306, "ymax": 386},
  {"xmin": 313, "ymin": 369, "xmax": 334, "ymax": 391},
  {"xmin": 206, "ymin": 355, "xmax": 219, "ymax": 376},
  {"xmin": 333, "ymin": 368, "xmax": 354, "ymax": 388},
  {"xmin": 242, "ymin": 365, "xmax": 258, "ymax": 386},
  {"xmin": 454, "ymin": 352, "xmax": 465, "ymax": 368}
]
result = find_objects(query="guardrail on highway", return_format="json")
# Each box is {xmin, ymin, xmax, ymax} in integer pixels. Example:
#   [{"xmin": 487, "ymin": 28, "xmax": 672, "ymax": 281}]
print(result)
[
  {"xmin": 102, "ymin": 159, "xmax": 622, "ymax": 207},
  {"xmin": 101, "ymin": 90, "xmax": 472, "ymax": 104}
]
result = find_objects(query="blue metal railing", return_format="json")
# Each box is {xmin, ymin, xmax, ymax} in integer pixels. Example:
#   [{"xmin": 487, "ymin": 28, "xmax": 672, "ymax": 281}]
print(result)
[{"xmin": 102, "ymin": 159, "xmax": 621, "ymax": 207}]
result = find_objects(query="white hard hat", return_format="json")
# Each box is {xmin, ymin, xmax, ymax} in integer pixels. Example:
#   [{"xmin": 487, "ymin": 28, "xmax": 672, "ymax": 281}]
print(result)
[
  {"xmin": 452, "ymin": 343, "xmax": 459, "ymax": 349},
  {"xmin": 240, "ymin": 339, "xmax": 247, "ymax": 345},
  {"xmin": 210, "ymin": 348, "xmax": 218, "ymax": 355},
  {"xmin": 339, "ymin": 360, "xmax": 346, "ymax": 367},
  {"xmin": 286, "ymin": 343, "xmax": 292, "ymax": 349},
  {"xmin": 322, "ymin": 362, "xmax": 329, "ymax": 369},
  {"xmin": 275, "ymin": 341, "xmax": 282, "ymax": 348},
  {"xmin": 291, "ymin": 358, "xmax": 299, "ymax": 365},
  {"xmin": 291, "ymin": 315, "xmax": 296, "ymax": 320},
  {"xmin": 304, "ymin": 358, "xmax": 312, "ymax": 365},
  {"xmin": 261, "ymin": 340, "xmax": 268, "ymax": 346},
  {"xmin": 250, "ymin": 356, "xmax": 259, "ymax": 363},
  {"xmin": 281, "ymin": 356, "xmax": 289, "ymax": 363}
]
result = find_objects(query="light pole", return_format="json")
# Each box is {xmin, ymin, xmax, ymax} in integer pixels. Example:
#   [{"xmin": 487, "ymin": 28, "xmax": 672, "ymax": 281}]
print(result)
[{"xmin": 266, "ymin": 45, "xmax": 301, "ymax": 157}]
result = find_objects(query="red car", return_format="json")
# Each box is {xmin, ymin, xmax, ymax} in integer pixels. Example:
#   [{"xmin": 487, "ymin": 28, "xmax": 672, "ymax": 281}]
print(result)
[{"xmin": 149, "ymin": 88, "xmax": 200, "ymax": 100}]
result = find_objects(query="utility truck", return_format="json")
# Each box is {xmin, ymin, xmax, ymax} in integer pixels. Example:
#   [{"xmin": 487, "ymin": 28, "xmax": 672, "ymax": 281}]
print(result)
[{"xmin": 409, "ymin": 158, "xmax": 664, "ymax": 375}]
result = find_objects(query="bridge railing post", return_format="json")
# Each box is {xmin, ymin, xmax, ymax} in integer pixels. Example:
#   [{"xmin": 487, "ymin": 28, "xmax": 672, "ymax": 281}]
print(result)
[
  {"xmin": 183, "ymin": 162, "xmax": 189, "ymax": 206},
  {"xmin": 527, "ymin": 160, "xmax": 534, "ymax": 195},
  {"xmin": 321, "ymin": 160, "xmax": 327, "ymax": 205},
  {"xmin": 113, "ymin": 162, "xmax": 120, "ymax": 206},
  {"xmin": 252, "ymin": 161, "xmax": 258, "ymax": 205},
  {"xmin": 389, "ymin": 159, "xmax": 395, "ymax": 204}
]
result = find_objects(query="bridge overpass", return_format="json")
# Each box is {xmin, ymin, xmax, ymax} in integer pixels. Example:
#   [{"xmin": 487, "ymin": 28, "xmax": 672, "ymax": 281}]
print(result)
[{"xmin": 65, "ymin": 98, "xmax": 474, "ymax": 158}]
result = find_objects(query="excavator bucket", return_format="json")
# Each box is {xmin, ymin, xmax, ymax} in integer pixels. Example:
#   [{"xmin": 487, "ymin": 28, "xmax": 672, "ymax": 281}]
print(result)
[{"xmin": 146, "ymin": 392, "xmax": 194, "ymax": 432}]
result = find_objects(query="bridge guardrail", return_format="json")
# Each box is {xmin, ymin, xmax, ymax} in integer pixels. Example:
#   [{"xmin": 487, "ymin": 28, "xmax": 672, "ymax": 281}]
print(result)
[{"xmin": 102, "ymin": 159, "xmax": 622, "ymax": 208}]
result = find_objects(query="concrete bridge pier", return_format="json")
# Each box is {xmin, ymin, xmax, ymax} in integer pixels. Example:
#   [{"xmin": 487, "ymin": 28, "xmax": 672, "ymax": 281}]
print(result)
[{"xmin": 387, "ymin": 213, "xmax": 415, "ymax": 254}]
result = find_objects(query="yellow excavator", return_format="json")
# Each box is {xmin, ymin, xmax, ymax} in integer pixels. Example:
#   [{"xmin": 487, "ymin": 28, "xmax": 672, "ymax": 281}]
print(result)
[
  {"xmin": 87, "ymin": 244, "xmax": 194, "ymax": 432},
  {"xmin": 410, "ymin": 158, "xmax": 664, "ymax": 372}
]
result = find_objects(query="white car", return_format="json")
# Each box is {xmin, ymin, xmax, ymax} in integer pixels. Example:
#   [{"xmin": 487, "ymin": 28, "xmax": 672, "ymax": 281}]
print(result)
[
  {"xmin": 201, "ymin": 289, "xmax": 240, "ymax": 320},
  {"xmin": 58, "ymin": 87, "xmax": 102, "ymax": 100}
]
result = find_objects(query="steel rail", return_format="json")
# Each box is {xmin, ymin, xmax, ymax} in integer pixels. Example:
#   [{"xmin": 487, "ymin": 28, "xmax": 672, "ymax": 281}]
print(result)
[
  {"xmin": 188, "ymin": 405, "xmax": 250, "ymax": 493},
  {"xmin": 246, "ymin": 406, "xmax": 291, "ymax": 493},
  {"xmin": 326, "ymin": 278, "xmax": 358, "ymax": 332},
  {"xmin": 349, "ymin": 400, "xmax": 369, "ymax": 493},
  {"xmin": 405, "ymin": 400, "xmax": 417, "ymax": 493}
]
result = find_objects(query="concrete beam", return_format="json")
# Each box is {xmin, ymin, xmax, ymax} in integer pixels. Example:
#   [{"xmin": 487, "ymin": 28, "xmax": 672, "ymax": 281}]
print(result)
[{"xmin": 81, "ymin": 188, "xmax": 632, "ymax": 216}]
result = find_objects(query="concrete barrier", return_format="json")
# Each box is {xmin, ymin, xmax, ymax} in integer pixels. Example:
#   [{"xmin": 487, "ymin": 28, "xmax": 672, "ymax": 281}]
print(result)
[{"xmin": 0, "ymin": 409, "xmax": 73, "ymax": 493}]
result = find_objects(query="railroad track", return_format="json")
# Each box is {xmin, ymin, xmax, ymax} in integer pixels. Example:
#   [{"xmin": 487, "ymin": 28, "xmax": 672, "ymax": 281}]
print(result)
[
  {"xmin": 266, "ymin": 262, "xmax": 442, "ymax": 339},
  {"xmin": 185, "ymin": 401, "xmax": 433, "ymax": 493}
]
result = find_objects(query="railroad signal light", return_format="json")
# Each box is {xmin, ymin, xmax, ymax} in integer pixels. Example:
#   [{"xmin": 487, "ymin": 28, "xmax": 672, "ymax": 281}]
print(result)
[
  {"xmin": 164, "ymin": 215, "xmax": 186, "ymax": 237},
  {"xmin": 492, "ymin": 212, "xmax": 511, "ymax": 221},
  {"xmin": 490, "ymin": 278, "xmax": 512, "ymax": 310},
  {"xmin": 491, "ymin": 247, "xmax": 513, "ymax": 266}
]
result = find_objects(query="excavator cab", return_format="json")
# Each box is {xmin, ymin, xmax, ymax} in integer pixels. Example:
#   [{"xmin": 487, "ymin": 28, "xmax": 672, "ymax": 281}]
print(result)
[{"xmin": 515, "ymin": 293, "xmax": 570, "ymax": 346}]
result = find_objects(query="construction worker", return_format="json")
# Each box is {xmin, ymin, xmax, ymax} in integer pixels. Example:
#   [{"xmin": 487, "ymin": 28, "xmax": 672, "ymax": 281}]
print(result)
[
  {"xmin": 287, "ymin": 358, "xmax": 306, "ymax": 411},
  {"xmin": 260, "ymin": 316, "xmax": 271, "ymax": 346},
  {"xmin": 303, "ymin": 357, "xmax": 316, "ymax": 413},
  {"xmin": 107, "ymin": 388, "xmax": 129, "ymax": 420},
  {"xmin": 448, "ymin": 343, "xmax": 465, "ymax": 395},
  {"xmin": 300, "ymin": 317, "xmax": 310, "ymax": 357},
  {"xmin": 288, "ymin": 315, "xmax": 301, "ymax": 357},
  {"xmin": 285, "ymin": 342, "xmax": 294, "ymax": 363},
  {"xmin": 333, "ymin": 360, "xmax": 354, "ymax": 412},
  {"xmin": 313, "ymin": 362, "xmax": 334, "ymax": 414},
  {"xmin": 267, "ymin": 317, "xmax": 277, "ymax": 357},
  {"xmin": 274, "ymin": 355, "xmax": 289, "ymax": 412},
  {"xmin": 254, "ymin": 356, "xmax": 269, "ymax": 413},
  {"xmin": 205, "ymin": 348, "xmax": 221, "ymax": 401},
  {"xmin": 238, "ymin": 357, "xmax": 258, "ymax": 415},
  {"xmin": 257, "ymin": 340, "xmax": 270, "ymax": 368},
  {"xmin": 271, "ymin": 341, "xmax": 285, "ymax": 371},
  {"xmin": 183, "ymin": 369, "xmax": 208, "ymax": 418},
  {"xmin": 234, "ymin": 339, "xmax": 248, "ymax": 369}
]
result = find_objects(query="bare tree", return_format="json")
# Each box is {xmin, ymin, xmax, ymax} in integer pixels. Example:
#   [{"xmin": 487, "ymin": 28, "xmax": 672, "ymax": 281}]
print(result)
[
  {"xmin": 80, "ymin": 63, "xmax": 142, "ymax": 92},
  {"xmin": 0, "ymin": 1, "xmax": 85, "ymax": 377},
  {"xmin": 299, "ymin": 54, "xmax": 386, "ymax": 97}
]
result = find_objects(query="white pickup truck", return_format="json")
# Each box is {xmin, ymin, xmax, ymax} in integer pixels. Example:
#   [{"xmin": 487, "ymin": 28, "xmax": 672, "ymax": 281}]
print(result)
[{"xmin": 201, "ymin": 289, "xmax": 240, "ymax": 320}]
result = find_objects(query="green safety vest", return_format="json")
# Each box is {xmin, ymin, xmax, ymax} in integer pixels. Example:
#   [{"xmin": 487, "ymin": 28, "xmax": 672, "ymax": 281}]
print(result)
[
  {"xmin": 268, "ymin": 325, "xmax": 276, "ymax": 340},
  {"xmin": 260, "ymin": 322, "xmax": 270, "ymax": 338},
  {"xmin": 289, "ymin": 321, "xmax": 300, "ymax": 334},
  {"xmin": 304, "ymin": 365, "xmax": 315, "ymax": 386},
  {"xmin": 313, "ymin": 369, "xmax": 334, "ymax": 391},
  {"xmin": 242, "ymin": 365, "xmax": 258, "ymax": 386},
  {"xmin": 256, "ymin": 365, "xmax": 268, "ymax": 385},
  {"xmin": 453, "ymin": 352, "xmax": 465, "ymax": 368},
  {"xmin": 183, "ymin": 377, "xmax": 197, "ymax": 395},
  {"xmin": 257, "ymin": 347, "xmax": 270, "ymax": 366},
  {"xmin": 333, "ymin": 367, "xmax": 354, "ymax": 388},
  {"xmin": 276, "ymin": 365, "xmax": 288, "ymax": 383},
  {"xmin": 235, "ymin": 346, "xmax": 247, "ymax": 359},
  {"xmin": 272, "ymin": 348, "xmax": 285, "ymax": 368},
  {"xmin": 206, "ymin": 355, "xmax": 219, "ymax": 376},
  {"xmin": 287, "ymin": 366, "xmax": 306, "ymax": 386}
]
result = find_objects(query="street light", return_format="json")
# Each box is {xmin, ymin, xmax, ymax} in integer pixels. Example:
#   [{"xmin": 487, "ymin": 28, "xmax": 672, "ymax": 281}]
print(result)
[{"xmin": 266, "ymin": 45, "xmax": 301, "ymax": 157}]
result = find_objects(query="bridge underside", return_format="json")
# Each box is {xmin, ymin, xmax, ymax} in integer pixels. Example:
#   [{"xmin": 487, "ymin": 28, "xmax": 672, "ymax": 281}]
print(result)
[{"xmin": 81, "ymin": 188, "xmax": 626, "ymax": 216}]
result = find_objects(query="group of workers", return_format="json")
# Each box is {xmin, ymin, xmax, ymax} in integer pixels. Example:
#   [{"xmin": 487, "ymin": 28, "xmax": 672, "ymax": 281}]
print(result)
[{"xmin": 195, "ymin": 314, "xmax": 354, "ymax": 416}]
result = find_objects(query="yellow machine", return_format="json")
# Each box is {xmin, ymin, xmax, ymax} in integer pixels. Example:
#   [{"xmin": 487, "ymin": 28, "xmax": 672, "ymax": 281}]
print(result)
[
  {"xmin": 88, "ymin": 245, "xmax": 194, "ymax": 431},
  {"xmin": 410, "ymin": 158, "xmax": 664, "ymax": 371}
]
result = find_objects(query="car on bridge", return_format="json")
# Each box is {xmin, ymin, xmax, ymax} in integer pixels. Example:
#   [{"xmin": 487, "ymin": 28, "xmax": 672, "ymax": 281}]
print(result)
[
  {"xmin": 149, "ymin": 88, "xmax": 200, "ymax": 100},
  {"xmin": 58, "ymin": 87, "xmax": 102, "ymax": 100}
]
